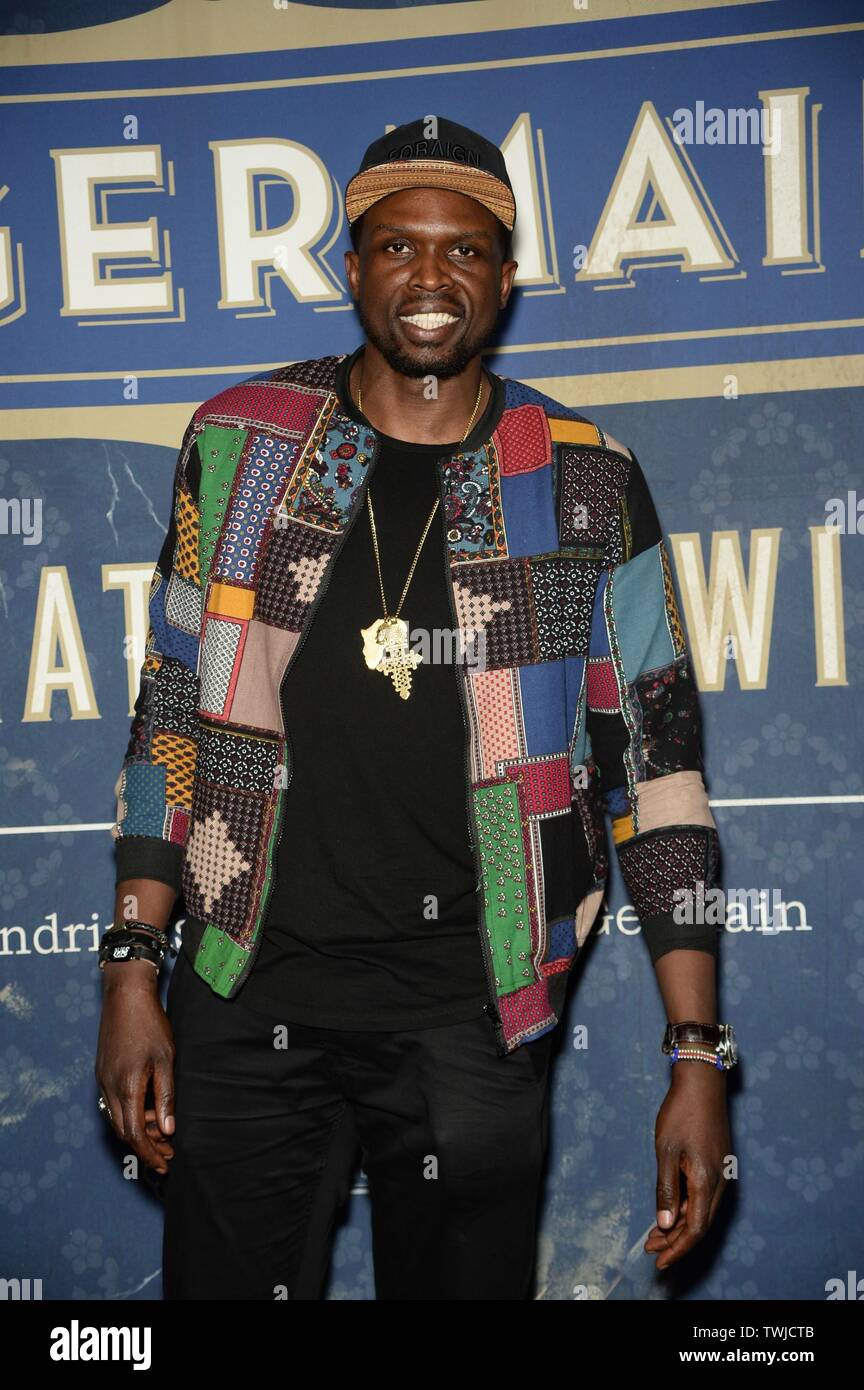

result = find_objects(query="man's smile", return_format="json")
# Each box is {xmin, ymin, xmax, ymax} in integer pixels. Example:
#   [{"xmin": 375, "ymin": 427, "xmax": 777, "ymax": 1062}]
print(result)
[{"xmin": 397, "ymin": 308, "xmax": 463, "ymax": 341}]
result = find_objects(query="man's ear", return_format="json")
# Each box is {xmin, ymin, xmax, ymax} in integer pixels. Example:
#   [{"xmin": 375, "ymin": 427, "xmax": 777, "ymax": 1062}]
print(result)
[{"xmin": 499, "ymin": 259, "xmax": 518, "ymax": 309}]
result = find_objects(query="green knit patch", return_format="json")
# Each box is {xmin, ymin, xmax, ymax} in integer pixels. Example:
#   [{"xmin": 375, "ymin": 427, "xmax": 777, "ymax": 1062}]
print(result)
[
  {"xmin": 475, "ymin": 780, "xmax": 534, "ymax": 995},
  {"xmin": 192, "ymin": 924, "xmax": 250, "ymax": 997},
  {"xmin": 196, "ymin": 425, "xmax": 248, "ymax": 584}
]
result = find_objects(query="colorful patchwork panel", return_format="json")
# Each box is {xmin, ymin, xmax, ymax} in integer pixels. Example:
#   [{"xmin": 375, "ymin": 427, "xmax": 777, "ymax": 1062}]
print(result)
[
  {"xmin": 151, "ymin": 730, "xmax": 197, "ymax": 809},
  {"xmin": 164, "ymin": 571, "xmax": 202, "ymax": 637},
  {"xmin": 194, "ymin": 377, "xmax": 330, "ymax": 439},
  {"xmin": 148, "ymin": 571, "xmax": 199, "ymax": 674},
  {"xmin": 441, "ymin": 444, "xmax": 507, "ymax": 559},
  {"xmin": 617, "ymin": 825, "xmax": 718, "ymax": 921},
  {"xmin": 198, "ymin": 612, "xmax": 247, "ymax": 721},
  {"xmin": 557, "ymin": 445, "xmax": 630, "ymax": 556},
  {"xmin": 475, "ymin": 777, "xmax": 540, "ymax": 993},
  {"xmin": 543, "ymin": 916, "xmax": 577, "ymax": 970},
  {"xmin": 211, "ymin": 432, "xmax": 302, "ymax": 586},
  {"xmin": 174, "ymin": 484, "xmax": 200, "ymax": 584},
  {"xmin": 182, "ymin": 780, "xmax": 267, "ymax": 935},
  {"xmin": 197, "ymin": 425, "xmax": 249, "ymax": 583},
  {"xmin": 117, "ymin": 762, "xmax": 166, "ymax": 838},
  {"xmin": 493, "ymin": 404, "xmax": 551, "ymax": 476},
  {"xmin": 633, "ymin": 654, "xmax": 704, "ymax": 779},
  {"xmin": 496, "ymin": 978, "xmax": 556, "ymax": 1049},
  {"xmin": 499, "ymin": 464, "xmax": 560, "ymax": 557},
  {"xmin": 608, "ymin": 542, "xmax": 678, "ymax": 681},
  {"xmin": 195, "ymin": 725, "xmax": 282, "ymax": 795},
  {"xmin": 501, "ymin": 753, "xmax": 571, "ymax": 816},
  {"xmin": 166, "ymin": 806, "xmax": 190, "ymax": 847},
  {"xmin": 519, "ymin": 656, "xmax": 573, "ymax": 760},
  {"xmin": 587, "ymin": 655, "xmax": 620, "ymax": 711},
  {"xmin": 468, "ymin": 667, "xmax": 525, "ymax": 779},
  {"xmin": 453, "ymin": 558, "xmax": 531, "ymax": 667},
  {"xmin": 281, "ymin": 414, "xmax": 373, "ymax": 531},
  {"xmin": 547, "ymin": 417, "xmax": 605, "ymax": 448},
  {"xmin": 255, "ymin": 518, "xmax": 335, "ymax": 630},
  {"xmin": 486, "ymin": 753, "xmax": 577, "ymax": 969},
  {"xmin": 453, "ymin": 554, "xmax": 604, "ymax": 669},
  {"xmin": 228, "ymin": 620, "xmax": 299, "ymax": 735},
  {"xmin": 532, "ymin": 554, "xmax": 602, "ymax": 662},
  {"xmin": 149, "ymin": 657, "xmax": 199, "ymax": 741}
]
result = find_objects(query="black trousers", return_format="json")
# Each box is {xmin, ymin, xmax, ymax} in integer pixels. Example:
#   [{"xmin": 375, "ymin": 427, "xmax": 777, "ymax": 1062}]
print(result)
[{"xmin": 161, "ymin": 946, "xmax": 556, "ymax": 1300}]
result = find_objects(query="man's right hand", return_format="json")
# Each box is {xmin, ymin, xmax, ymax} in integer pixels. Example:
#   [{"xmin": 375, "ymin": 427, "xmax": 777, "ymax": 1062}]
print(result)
[{"xmin": 95, "ymin": 960, "xmax": 176, "ymax": 1176}]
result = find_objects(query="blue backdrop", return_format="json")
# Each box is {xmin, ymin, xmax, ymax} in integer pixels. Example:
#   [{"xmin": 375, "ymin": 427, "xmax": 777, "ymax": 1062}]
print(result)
[{"xmin": 1, "ymin": 0, "xmax": 862, "ymax": 1301}]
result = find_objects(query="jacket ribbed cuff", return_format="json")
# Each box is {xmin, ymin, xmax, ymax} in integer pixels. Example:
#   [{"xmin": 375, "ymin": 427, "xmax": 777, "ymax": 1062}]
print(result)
[
  {"xmin": 114, "ymin": 836, "xmax": 184, "ymax": 894},
  {"xmin": 640, "ymin": 911, "xmax": 719, "ymax": 965}
]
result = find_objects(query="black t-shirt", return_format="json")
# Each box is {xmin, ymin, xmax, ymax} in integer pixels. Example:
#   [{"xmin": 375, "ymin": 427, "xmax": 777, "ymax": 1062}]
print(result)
[{"xmin": 236, "ymin": 348, "xmax": 503, "ymax": 1028}]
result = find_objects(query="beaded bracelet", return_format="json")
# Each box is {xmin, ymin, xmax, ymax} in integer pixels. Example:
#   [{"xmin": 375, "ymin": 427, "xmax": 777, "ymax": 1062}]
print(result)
[{"xmin": 670, "ymin": 1045, "xmax": 724, "ymax": 1069}]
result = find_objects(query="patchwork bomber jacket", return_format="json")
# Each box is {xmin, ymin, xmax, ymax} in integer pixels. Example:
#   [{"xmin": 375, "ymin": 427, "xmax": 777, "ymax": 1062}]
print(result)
[{"xmin": 111, "ymin": 351, "xmax": 720, "ymax": 1057}]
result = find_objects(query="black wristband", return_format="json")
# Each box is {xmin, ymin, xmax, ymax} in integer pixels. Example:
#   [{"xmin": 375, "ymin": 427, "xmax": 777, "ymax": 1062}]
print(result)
[{"xmin": 98, "ymin": 932, "xmax": 165, "ymax": 971}]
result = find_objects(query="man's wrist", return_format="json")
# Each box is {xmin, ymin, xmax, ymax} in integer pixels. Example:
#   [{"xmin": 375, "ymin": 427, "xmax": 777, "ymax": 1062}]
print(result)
[
  {"xmin": 101, "ymin": 958, "xmax": 160, "ymax": 992},
  {"xmin": 669, "ymin": 1057, "xmax": 727, "ymax": 1085}
]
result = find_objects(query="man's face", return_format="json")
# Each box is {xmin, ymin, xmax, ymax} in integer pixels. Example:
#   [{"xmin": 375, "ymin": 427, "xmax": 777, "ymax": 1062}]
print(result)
[{"xmin": 344, "ymin": 186, "xmax": 518, "ymax": 380}]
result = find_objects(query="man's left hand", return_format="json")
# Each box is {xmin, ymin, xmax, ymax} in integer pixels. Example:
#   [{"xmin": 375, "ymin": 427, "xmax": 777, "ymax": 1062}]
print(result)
[{"xmin": 644, "ymin": 1063, "xmax": 732, "ymax": 1270}]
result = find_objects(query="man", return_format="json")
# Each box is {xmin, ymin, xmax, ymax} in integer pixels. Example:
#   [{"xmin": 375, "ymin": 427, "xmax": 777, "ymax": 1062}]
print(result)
[{"xmin": 95, "ymin": 116, "xmax": 734, "ymax": 1301}]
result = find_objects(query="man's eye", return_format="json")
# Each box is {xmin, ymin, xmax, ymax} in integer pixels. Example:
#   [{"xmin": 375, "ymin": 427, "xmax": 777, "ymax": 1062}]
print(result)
[{"xmin": 381, "ymin": 241, "xmax": 477, "ymax": 256}]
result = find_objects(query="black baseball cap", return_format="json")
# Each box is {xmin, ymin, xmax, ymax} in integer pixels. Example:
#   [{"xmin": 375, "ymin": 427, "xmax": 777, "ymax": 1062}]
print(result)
[{"xmin": 345, "ymin": 115, "xmax": 516, "ymax": 233}]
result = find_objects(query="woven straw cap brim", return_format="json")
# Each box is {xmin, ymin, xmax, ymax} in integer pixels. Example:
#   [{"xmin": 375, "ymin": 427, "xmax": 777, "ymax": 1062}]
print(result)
[{"xmin": 345, "ymin": 159, "xmax": 515, "ymax": 232}]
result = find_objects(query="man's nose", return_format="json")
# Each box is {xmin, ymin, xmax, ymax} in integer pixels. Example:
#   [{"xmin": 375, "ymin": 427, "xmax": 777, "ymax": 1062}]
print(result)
[{"xmin": 409, "ymin": 247, "xmax": 456, "ymax": 289}]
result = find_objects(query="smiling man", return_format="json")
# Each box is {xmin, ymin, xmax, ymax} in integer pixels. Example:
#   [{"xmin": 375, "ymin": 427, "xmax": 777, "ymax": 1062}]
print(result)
[{"xmin": 96, "ymin": 116, "xmax": 736, "ymax": 1301}]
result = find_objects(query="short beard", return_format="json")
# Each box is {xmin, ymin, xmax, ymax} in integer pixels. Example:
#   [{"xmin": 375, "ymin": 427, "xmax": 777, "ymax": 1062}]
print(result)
[{"xmin": 354, "ymin": 297, "xmax": 500, "ymax": 380}]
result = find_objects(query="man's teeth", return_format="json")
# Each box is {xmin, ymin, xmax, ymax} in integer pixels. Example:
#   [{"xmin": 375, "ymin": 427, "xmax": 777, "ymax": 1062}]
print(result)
[{"xmin": 399, "ymin": 312, "xmax": 459, "ymax": 328}]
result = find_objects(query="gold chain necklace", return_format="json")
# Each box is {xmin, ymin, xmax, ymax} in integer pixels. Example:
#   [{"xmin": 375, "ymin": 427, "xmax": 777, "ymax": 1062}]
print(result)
[{"xmin": 356, "ymin": 367, "xmax": 485, "ymax": 700}]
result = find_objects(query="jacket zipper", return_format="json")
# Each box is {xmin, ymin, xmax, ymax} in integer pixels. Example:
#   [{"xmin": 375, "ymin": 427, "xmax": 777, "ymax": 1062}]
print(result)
[
  {"xmin": 230, "ymin": 411, "xmax": 384, "ymax": 994},
  {"xmin": 434, "ymin": 457, "xmax": 507, "ymax": 1057}
]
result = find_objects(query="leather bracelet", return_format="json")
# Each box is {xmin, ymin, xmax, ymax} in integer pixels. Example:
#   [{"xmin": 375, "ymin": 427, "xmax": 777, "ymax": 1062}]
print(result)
[
  {"xmin": 98, "ymin": 932, "xmax": 165, "ymax": 972},
  {"xmin": 663, "ymin": 1021, "xmax": 722, "ymax": 1049},
  {"xmin": 108, "ymin": 918, "xmax": 170, "ymax": 949}
]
